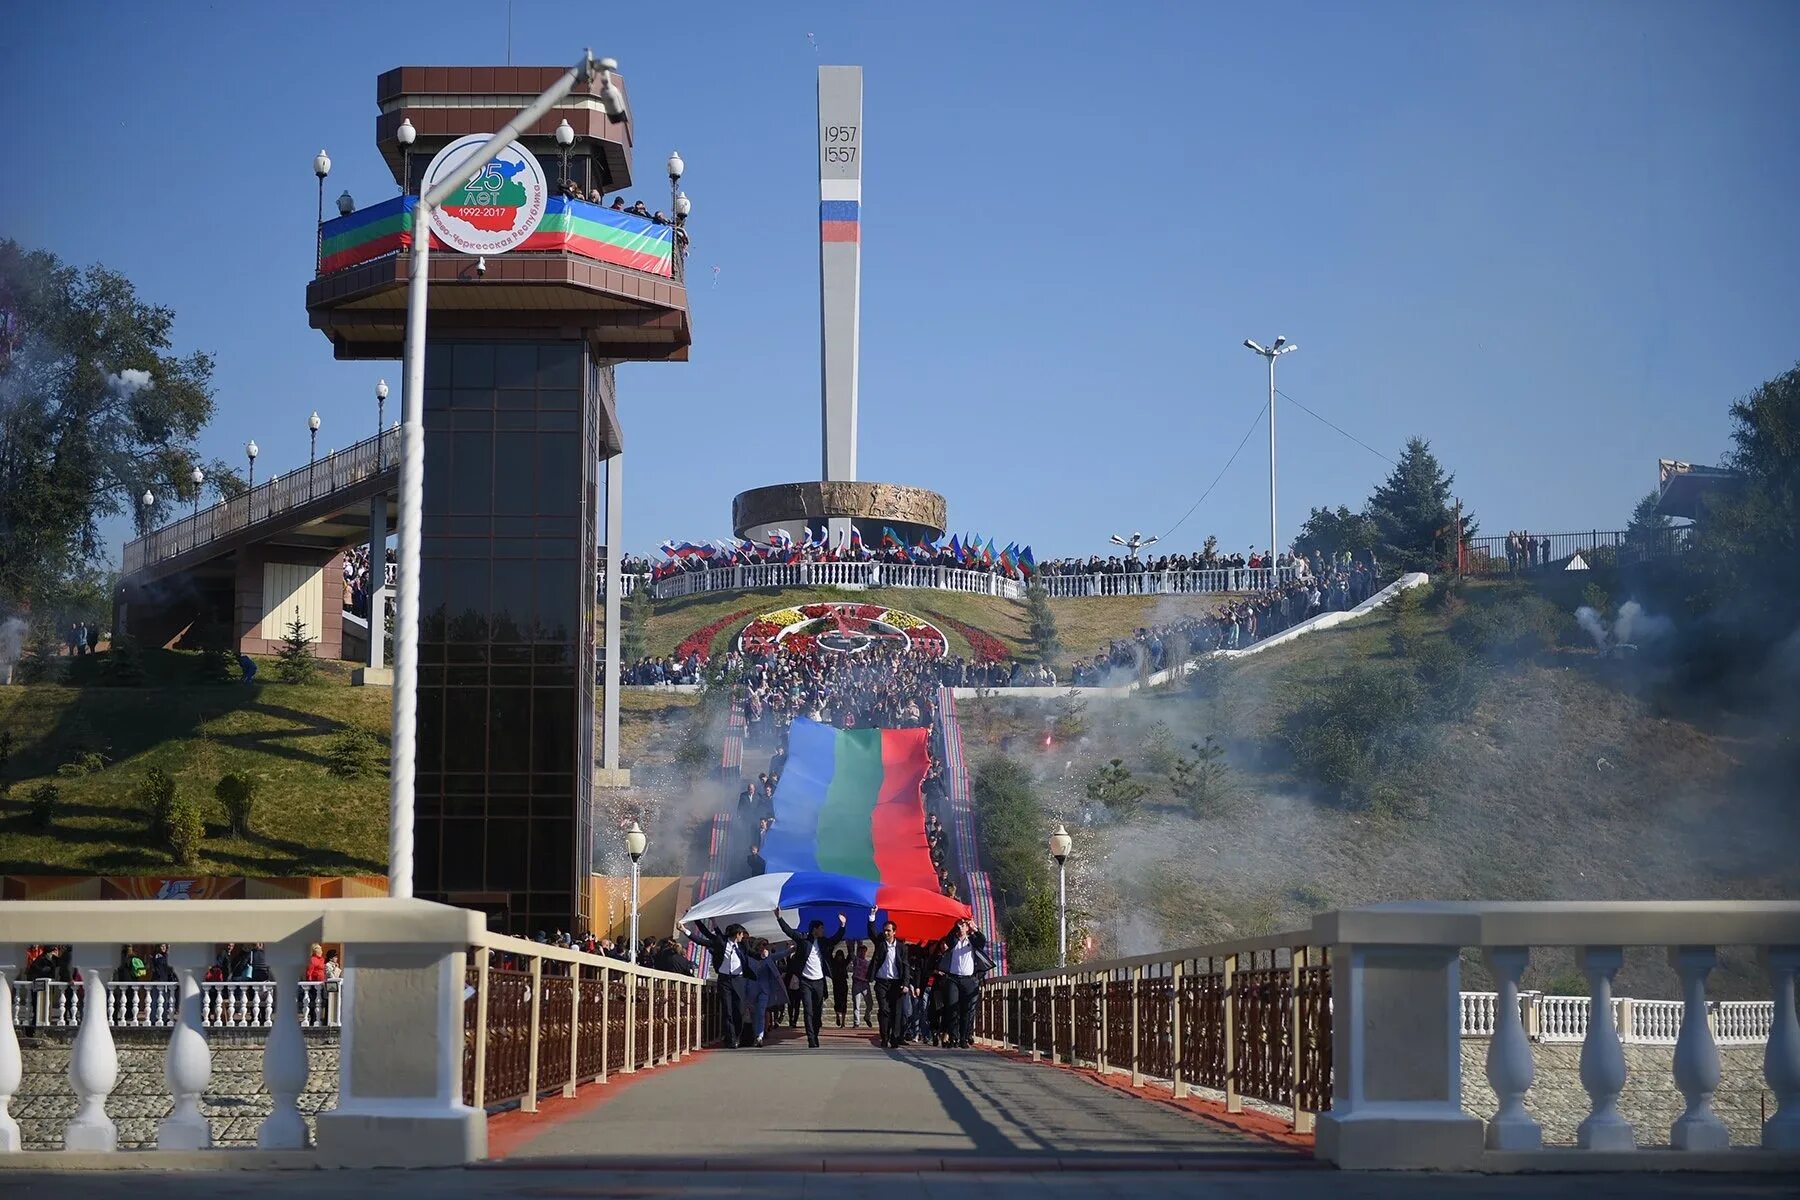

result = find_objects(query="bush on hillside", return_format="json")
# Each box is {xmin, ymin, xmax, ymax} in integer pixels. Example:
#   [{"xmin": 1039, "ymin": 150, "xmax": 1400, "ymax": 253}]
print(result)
[
  {"xmin": 1169, "ymin": 736, "xmax": 1233, "ymax": 817},
  {"xmin": 215, "ymin": 770, "xmax": 259, "ymax": 837},
  {"xmin": 138, "ymin": 766, "xmax": 178, "ymax": 839},
  {"xmin": 56, "ymin": 749, "xmax": 108, "ymax": 777},
  {"xmin": 674, "ymin": 727, "xmax": 715, "ymax": 776},
  {"xmin": 166, "ymin": 794, "xmax": 206, "ymax": 866},
  {"xmin": 1001, "ymin": 885, "xmax": 1065, "ymax": 975},
  {"xmin": 972, "ymin": 756, "xmax": 1048, "ymax": 907},
  {"xmin": 326, "ymin": 727, "xmax": 378, "ymax": 778},
  {"xmin": 102, "ymin": 634, "xmax": 145, "ymax": 686},
  {"xmin": 26, "ymin": 781, "xmax": 60, "ymax": 829},
  {"xmin": 1141, "ymin": 722, "xmax": 1179, "ymax": 774},
  {"xmin": 1050, "ymin": 689, "xmax": 1086, "ymax": 741},
  {"xmin": 1449, "ymin": 591, "xmax": 1564, "ymax": 663},
  {"xmin": 1411, "ymin": 639, "xmax": 1483, "ymax": 719},
  {"xmin": 1387, "ymin": 585, "xmax": 1427, "ymax": 659},
  {"xmin": 273, "ymin": 611, "xmax": 318, "ymax": 684},
  {"xmin": 1085, "ymin": 758, "xmax": 1146, "ymax": 818},
  {"xmin": 1284, "ymin": 665, "xmax": 1436, "ymax": 815}
]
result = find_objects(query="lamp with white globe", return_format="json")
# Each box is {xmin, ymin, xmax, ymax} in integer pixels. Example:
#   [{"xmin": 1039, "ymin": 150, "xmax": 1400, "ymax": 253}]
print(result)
[
  {"xmin": 626, "ymin": 822, "xmax": 648, "ymax": 961},
  {"xmin": 1049, "ymin": 824, "xmax": 1073, "ymax": 967}
]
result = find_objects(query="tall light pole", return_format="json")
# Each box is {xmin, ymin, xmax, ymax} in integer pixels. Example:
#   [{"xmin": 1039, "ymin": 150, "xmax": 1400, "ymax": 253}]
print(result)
[
  {"xmin": 1049, "ymin": 824, "xmax": 1072, "ymax": 968},
  {"xmin": 140, "ymin": 489, "xmax": 157, "ymax": 534},
  {"xmin": 245, "ymin": 440, "xmax": 258, "ymax": 523},
  {"xmin": 1243, "ymin": 336, "xmax": 1297, "ymax": 567},
  {"xmin": 625, "ymin": 821, "xmax": 648, "ymax": 958},
  {"xmin": 308, "ymin": 412, "xmax": 321, "ymax": 499},
  {"xmin": 666, "ymin": 151, "xmax": 684, "ymax": 281},
  {"xmin": 313, "ymin": 150, "xmax": 331, "ymax": 274},
  {"xmin": 190, "ymin": 466, "xmax": 204, "ymax": 520},
  {"xmin": 375, "ymin": 379, "xmax": 389, "ymax": 460},
  {"xmin": 387, "ymin": 50, "xmax": 628, "ymax": 901},
  {"xmin": 396, "ymin": 118, "xmax": 416, "ymax": 195}
]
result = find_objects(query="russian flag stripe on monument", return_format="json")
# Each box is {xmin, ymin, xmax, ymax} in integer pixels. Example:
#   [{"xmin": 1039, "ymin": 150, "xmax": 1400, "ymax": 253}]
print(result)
[{"xmin": 820, "ymin": 199, "xmax": 860, "ymax": 243}]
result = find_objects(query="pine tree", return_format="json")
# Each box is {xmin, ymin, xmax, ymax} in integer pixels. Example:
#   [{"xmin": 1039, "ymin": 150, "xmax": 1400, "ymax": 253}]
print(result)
[
  {"xmin": 273, "ymin": 608, "xmax": 317, "ymax": 684},
  {"xmin": 1623, "ymin": 489, "xmax": 1673, "ymax": 559},
  {"xmin": 620, "ymin": 585, "xmax": 653, "ymax": 663},
  {"xmin": 1365, "ymin": 437, "xmax": 1475, "ymax": 572},
  {"xmin": 1024, "ymin": 577, "xmax": 1060, "ymax": 666}
]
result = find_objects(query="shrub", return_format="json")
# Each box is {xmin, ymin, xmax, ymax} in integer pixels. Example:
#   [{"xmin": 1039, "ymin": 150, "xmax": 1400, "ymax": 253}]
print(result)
[
  {"xmin": 1449, "ymin": 593, "xmax": 1564, "ymax": 663},
  {"xmin": 1169, "ymin": 736, "xmax": 1232, "ymax": 817},
  {"xmin": 0, "ymin": 728, "xmax": 12, "ymax": 796},
  {"xmin": 1050, "ymin": 689, "xmax": 1087, "ymax": 741},
  {"xmin": 193, "ymin": 614, "xmax": 238, "ymax": 683},
  {"xmin": 1141, "ymin": 722, "xmax": 1179, "ymax": 774},
  {"xmin": 1001, "ymin": 885, "xmax": 1066, "ymax": 975},
  {"xmin": 1085, "ymin": 758, "xmax": 1146, "ymax": 818},
  {"xmin": 1024, "ymin": 577, "xmax": 1060, "ymax": 666},
  {"xmin": 165, "ymin": 794, "xmax": 206, "ymax": 865},
  {"xmin": 326, "ymin": 727, "xmax": 379, "ymax": 778},
  {"xmin": 26, "ymin": 781, "xmax": 60, "ymax": 829},
  {"xmin": 973, "ymin": 756, "xmax": 1049, "ymax": 907},
  {"xmin": 273, "ymin": 610, "xmax": 317, "ymax": 684},
  {"xmin": 102, "ymin": 634, "xmax": 145, "ymax": 686},
  {"xmin": 56, "ymin": 750, "xmax": 108, "ymax": 778},
  {"xmin": 1387, "ymin": 585, "xmax": 1426, "ymax": 658},
  {"xmin": 214, "ymin": 771, "xmax": 259, "ymax": 837},
  {"xmin": 1411, "ymin": 639, "xmax": 1482, "ymax": 718},
  {"xmin": 1284, "ymin": 665, "xmax": 1436, "ymax": 813},
  {"xmin": 674, "ymin": 728, "xmax": 714, "ymax": 776},
  {"xmin": 138, "ymin": 766, "xmax": 179, "ymax": 838}
]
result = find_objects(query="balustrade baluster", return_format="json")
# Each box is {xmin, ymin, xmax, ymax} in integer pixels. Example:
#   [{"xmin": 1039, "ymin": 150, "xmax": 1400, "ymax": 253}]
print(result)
[
  {"xmin": 1668, "ymin": 946, "xmax": 1728, "ymax": 1150},
  {"xmin": 1482, "ymin": 946, "xmax": 1541, "ymax": 1149},
  {"xmin": 256, "ymin": 938, "xmax": 311, "ymax": 1149},
  {"xmin": 65, "ymin": 952, "xmax": 119, "ymax": 1151},
  {"xmin": 0, "ymin": 971, "xmax": 20, "ymax": 1152},
  {"xmin": 158, "ymin": 964, "xmax": 213, "ymax": 1149},
  {"xmin": 1763, "ymin": 946, "xmax": 1800, "ymax": 1150},
  {"xmin": 1575, "ymin": 946, "xmax": 1633, "ymax": 1150}
]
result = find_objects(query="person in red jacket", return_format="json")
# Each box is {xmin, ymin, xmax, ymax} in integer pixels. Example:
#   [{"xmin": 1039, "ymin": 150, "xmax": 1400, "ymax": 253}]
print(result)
[{"xmin": 304, "ymin": 942, "xmax": 327, "ymax": 983}]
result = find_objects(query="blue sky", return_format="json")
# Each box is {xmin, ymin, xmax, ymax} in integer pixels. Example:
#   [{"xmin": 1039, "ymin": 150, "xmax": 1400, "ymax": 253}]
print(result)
[{"xmin": 6, "ymin": 1, "xmax": 1797, "ymax": 561}]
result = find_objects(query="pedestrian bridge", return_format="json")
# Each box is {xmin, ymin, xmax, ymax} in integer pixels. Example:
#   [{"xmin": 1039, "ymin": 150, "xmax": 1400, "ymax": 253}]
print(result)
[{"xmin": 2, "ymin": 899, "xmax": 1797, "ymax": 1187}]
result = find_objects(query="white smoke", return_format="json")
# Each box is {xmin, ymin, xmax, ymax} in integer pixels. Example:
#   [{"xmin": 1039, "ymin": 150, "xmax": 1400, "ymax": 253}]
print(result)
[
  {"xmin": 1575, "ymin": 606, "xmax": 1609, "ymax": 651},
  {"xmin": 106, "ymin": 367, "xmax": 153, "ymax": 396},
  {"xmin": 1614, "ymin": 600, "xmax": 1674, "ymax": 647},
  {"xmin": 0, "ymin": 616, "xmax": 27, "ymax": 686}
]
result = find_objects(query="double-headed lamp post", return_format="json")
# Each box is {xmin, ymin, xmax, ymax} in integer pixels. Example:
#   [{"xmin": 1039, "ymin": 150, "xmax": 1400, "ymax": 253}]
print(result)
[
  {"xmin": 666, "ymin": 151, "xmax": 685, "ymax": 280},
  {"xmin": 1243, "ymin": 336, "xmax": 1298, "ymax": 567},
  {"xmin": 1049, "ymin": 824, "xmax": 1073, "ymax": 967},
  {"xmin": 625, "ymin": 821, "xmax": 648, "ymax": 958}
]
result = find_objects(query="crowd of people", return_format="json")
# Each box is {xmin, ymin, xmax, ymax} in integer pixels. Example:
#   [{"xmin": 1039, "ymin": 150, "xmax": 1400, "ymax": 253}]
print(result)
[
  {"xmin": 1037, "ymin": 545, "xmax": 1297, "ymax": 578},
  {"xmin": 1067, "ymin": 555, "xmax": 1386, "ymax": 684},
  {"xmin": 60, "ymin": 621, "xmax": 101, "ymax": 656},
  {"xmin": 687, "ymin": 912, "xmax": 992, "ymax": 1051},
  {"xmin": 648, "ymin": 533, "xmax": 1039, "ymax": 582},
  {"xmin": 1504, "ymin": 531, "xmax": 1555, "ymax": 571},
  {"xmin": 341, "ymin": 545, "xmax": 394, "ymax": 620}
]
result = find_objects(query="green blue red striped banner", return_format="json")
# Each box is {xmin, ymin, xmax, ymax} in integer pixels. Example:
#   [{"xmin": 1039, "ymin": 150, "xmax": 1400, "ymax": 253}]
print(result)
[{"xmin": 318, "ymin": 196, "xmax": 674, "ymax": 277}]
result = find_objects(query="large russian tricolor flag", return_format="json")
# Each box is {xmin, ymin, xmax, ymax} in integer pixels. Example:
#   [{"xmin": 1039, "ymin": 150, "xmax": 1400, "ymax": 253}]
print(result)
[{"xmin": 761, "ymin": 718, "xmax": 936, "ymax": 890}]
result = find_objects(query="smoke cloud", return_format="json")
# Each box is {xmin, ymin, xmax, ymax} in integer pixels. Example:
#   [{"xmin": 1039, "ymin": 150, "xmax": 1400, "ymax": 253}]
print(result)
[{"xmin": 105, "ymin": 367, "xmax": 152, "ymax": 396}]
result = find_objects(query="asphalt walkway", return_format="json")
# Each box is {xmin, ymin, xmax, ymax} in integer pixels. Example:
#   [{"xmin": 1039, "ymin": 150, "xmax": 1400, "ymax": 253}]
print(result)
[{"xmin": 499, "ymin": 1025, "xmax": 1287, "ymax": 1167}]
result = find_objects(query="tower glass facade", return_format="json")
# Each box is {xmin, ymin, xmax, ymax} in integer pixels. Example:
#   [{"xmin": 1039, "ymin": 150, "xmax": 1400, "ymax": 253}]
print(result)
[{"xmin": 414, "ymin": 338, "xmax": 600, "ymax": 936}]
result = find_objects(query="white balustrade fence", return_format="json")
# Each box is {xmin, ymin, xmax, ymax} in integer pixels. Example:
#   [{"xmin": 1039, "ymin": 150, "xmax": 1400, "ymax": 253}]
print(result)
[
  {"xmin": 1038, "ymin": 567, "xmax": 1297, "ymax": 598},
  {"xmin": 644, "ymin": 560, "xmax": 1028, "ymax": 601},
  {"xmin": 1458, "ymin": 990, "xmax": 1772, "ymax": 1046},
  {"xmin": 11, "ymin": 980, "xmax": 339, "ymax": 1031}
]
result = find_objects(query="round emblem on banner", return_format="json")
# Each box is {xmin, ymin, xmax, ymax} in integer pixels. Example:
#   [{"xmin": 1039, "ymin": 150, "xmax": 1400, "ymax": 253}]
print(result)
[{"xmin": 420, "ymin": 133, "xmax": 549, "ymax": 255}]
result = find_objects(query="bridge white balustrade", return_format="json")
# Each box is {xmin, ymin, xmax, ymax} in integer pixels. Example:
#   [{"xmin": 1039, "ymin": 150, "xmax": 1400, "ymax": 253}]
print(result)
[
  {"xmin": 975, "ymin": 901, "xmax": 1800, "ymax": 1173},
  {"xmin": 0, "ymin": 900, "xmax": 712, "ymax": 1166}
]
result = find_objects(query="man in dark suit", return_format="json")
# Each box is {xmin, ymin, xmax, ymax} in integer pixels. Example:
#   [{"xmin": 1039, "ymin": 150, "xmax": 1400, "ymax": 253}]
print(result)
[
  {"xmin": 866, "ymin": 911, "xmax": 913, "ymax": 1049},
  {"xmin": 936, "ymin": 917, "xmax": 989, "ymax": 1049},
  {"xmin": 685, "ymin": 919, "xmax": 753, "ymax": 1048},
  {"xmin": 774, "ymin": 908, "xmax": 846, "ymax": 1048}
]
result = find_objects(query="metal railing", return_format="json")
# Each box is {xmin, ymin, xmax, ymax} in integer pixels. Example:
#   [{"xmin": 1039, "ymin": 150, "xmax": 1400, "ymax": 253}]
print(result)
[
  {"xmin": 974, "ymin": 931, "xmax": 1329, "ymax": 1135},
  {"xmin": 12, "ymin": 978, "xmax": 340, "ymax": 1030},
  {"xmin": 123, "ymin": 426, "xmax": 399, "ymax": 577},
  {"xmin": 1037, "ymin": 567, "xmax": 1299, "ymax": 598},
  {"xmin": 461, "ymin": 930, "xmax": 716, "ymax": 1114},
  {"xmin": 646, "ymin": 560, "xmax": 1028, "ymax": 601},
  {"xmin": 1463, "ymin": 527, "xmax": 1691, "ymax": 575}
]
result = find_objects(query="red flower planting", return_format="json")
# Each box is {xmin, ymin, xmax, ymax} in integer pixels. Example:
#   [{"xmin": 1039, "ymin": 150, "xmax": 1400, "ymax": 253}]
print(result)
[
  {"xmin": 675, "ymin": 608, "xmax": 755, "ymax": 660},
  {"xmin": 923, "ymin": 611, "xmax": 1010, "ymax": 663}
]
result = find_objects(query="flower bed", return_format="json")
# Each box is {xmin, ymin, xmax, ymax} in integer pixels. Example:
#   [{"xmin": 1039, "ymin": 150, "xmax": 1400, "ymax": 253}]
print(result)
[
  {"xmin": 675, "ymin": 608, "xmax": 755, "ymax": 660},
  {"xmin": 736, "ymin": 601, "xmax": 948, "ymax": 657},
  {"xmin": 922, "ymin": 610, "xmax": 1010, "ymax": 663}
]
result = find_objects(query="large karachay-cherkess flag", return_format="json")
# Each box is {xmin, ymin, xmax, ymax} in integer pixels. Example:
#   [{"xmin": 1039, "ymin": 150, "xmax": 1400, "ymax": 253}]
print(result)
[{"xmin": 760, "ymin": 718, "xmax": 937, "ymax": 892}]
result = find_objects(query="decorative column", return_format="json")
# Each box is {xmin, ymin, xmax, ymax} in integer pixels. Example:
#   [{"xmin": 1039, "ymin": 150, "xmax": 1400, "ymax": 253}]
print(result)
[
  {"xmin": 1575, "ymin": 946, "xmax": 1634, "ymax": 1151},
  {"xmin": 65, "ymin": 948, "xmax": 119, "ymax": 1151},
  {"xmin": 157, "ymin": 961, "xmax": 213, "ymax": 1150},
  {"xmin": 257, "ymin": 936, "xmax": 311, "ymax": 1149},
  {"xmin": 0, "ymin": 969, "xmax": 20, "ymax": 1153},
  {"xmin": 1762, "ymin": 945, "xmax": 1800, "ymax": 1150},
  {"xmin": 1481, "ymin": 946, "xmax": 1541, "ymax": 1150},
  {"xmin": 1668, "ymin": 945, "xmax": 1728, "ymax": 1151}
]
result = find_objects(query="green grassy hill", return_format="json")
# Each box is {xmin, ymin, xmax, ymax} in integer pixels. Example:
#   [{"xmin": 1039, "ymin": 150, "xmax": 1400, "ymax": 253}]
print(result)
[{"xmin": 956, "ymin": 577, "xmax": 1799, "ymax": 991}]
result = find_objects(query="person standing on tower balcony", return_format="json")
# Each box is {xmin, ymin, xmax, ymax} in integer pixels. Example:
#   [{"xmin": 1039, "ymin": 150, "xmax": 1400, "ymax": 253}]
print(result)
[{"xmin": 775, "ymin": 909, "xmax": 846, "ymax": 1048}]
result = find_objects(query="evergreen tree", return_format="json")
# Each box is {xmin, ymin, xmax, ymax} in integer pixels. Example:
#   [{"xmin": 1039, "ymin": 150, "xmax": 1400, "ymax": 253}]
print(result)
[
  {"xmin": 272, "ymin": 608, "xmax": 317, "ymax": 684},
  {"xmin": 1364, "ymin": 437, "xmax": 1475, "ymax": 572},
  {"xmin": 1624, "ymin": 489, "xmax": 1672, "ymax": 552},
  {"xmin": 1291, "ymin": 504, "xmax": 1378, "ymax": 564},
  {"xmin": 1024, "ymin": 576, "xmax": 1060, "ymax": 665},
  {"xmin": 620, "ymin": 585, "xmax": 653, "ymax": 663}
]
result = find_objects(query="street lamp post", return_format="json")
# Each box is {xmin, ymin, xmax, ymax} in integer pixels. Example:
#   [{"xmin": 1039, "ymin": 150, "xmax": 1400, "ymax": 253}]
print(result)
[
  {"xmin": 1049, "ymin": 824, "xmax": 1072, "ymax": 967},
  {"xmin": 666, "ymin": 151, "xmax": 684, "ymax": 281},
  {"xmin": 313, "ymin": 150, "xmax": 331, "ymax": 273},
  {"xmin": 387, "ymin": 50, "xmax": 628, "ymax": 901},
  {"xmin": 626, "ymin": 822, "xmax": 648, "ymax": 959},
  {"xmin": 308, "ymin": 412, "xmax": 321, "ymax": 499},
  {"xmin": 376, "ymin": 379, "xmax": 389, "ymax": 467},
  {"xmin": 245, "ymin": 439, "xmax": 259, "ymax": 523},
  {"xmin": 1243, "ymin": 336, "xmax": 1298, "ymax": 569},
  {"xmin": 396, "ymin": 118, "xmax": 416, "ymax": 195},
  {"xmin": 556, "ymin": 118, "xmax": 575, "ymax": 194},
  {"xmin": 140, "ymin": 489, "xmax": 156, "ymax": 535},
  {"xmin": 190, "ymin": 465, "xmax": 205, "ymax": 551}
]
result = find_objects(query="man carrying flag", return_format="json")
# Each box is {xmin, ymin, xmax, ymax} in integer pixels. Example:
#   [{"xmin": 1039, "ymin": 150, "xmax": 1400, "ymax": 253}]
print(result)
[{"xmin": 948, "ymin": 534, "xmax": 963, "ymax": 564}]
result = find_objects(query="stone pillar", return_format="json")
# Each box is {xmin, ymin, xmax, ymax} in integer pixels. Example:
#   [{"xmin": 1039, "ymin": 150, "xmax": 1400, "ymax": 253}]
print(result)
[
  {"xmin": 1314, "ymin": 943, "xmax": 1483, "ymax": 1170},
  {"xmin": 598, "ymin": 452, "xmax": 628, "ymax": 788},
  {"xmin": 314, "ymin": 942, "xmax": 486, "ymax": 1167}
]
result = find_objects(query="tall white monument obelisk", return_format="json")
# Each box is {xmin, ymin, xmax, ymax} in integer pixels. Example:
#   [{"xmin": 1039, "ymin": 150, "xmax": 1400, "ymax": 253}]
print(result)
[{"xmin": 818, "ymin": 66, "xmax": 862, "ymax": 545}]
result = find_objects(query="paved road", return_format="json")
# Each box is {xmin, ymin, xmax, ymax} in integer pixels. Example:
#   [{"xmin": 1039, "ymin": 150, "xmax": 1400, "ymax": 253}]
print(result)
[{"xmin": 505, "ymin": 1025, "xmax": 1280, "ymax": 1165}]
